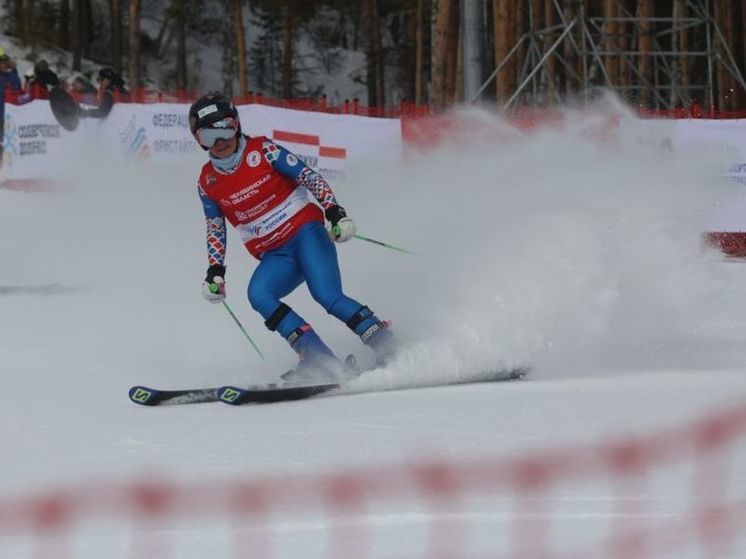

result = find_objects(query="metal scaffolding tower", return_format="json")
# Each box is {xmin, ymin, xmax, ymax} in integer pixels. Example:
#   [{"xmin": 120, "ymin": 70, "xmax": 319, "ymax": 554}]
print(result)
[{"xmin": 473, "ymin": 0, "xmax": 746, "ymax": 110}]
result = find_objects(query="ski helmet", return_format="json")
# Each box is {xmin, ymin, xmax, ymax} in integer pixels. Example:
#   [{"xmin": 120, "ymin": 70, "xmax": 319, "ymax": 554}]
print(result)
[{"xmin": 188, "ymin": 93, "xmax": 241, "ymax": 150}]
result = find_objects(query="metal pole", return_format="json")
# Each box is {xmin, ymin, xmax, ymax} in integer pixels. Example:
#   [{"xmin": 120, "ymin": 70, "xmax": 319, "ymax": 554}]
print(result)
[
  {"xmin": 462, "ymin": 0, "xmax": 482, "ymax": 101},
  {"xmin": 704, "ymin": 0, "xmax": 714, "ymax": 110},
  {"xmin": 471, "ymin": 34, "xmax": 530, "ymax": 102},
  {"xmin": 504, "ymin": 20, "xmax": 577, "ymax": 108}
]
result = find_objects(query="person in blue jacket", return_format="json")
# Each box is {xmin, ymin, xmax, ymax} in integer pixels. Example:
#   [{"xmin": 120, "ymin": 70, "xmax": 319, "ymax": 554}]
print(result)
[{"xmin": 0, "ymin": 53, "xmax": 22, "ymax": 169}]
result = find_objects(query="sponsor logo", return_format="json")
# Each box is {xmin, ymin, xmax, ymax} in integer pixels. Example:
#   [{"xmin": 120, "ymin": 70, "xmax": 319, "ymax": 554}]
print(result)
[
  {"xmin": 152, "ymin": 113, "xmax": 189, "ymax": 128},
  {"xmin": 228, "ymin": 174, "xmax": 271, "ymax": 204},
  {"xmin": 247, "ymin": 150, "xmax": 262, "ymax": 167},
  {"xmin": 241, "ymin": 195, "xmax": 276, "ymax": 221},
  {"xmin": 361, "ymin": 323, "xmax": 382, "ymax": 343},
  {"xmin": 17, "ymin": 124, "xmax": 61, "ymax": 139},
  {"xmin": 153, "ymin": 139, "xmax": 196, "ymax": 153},
  {"xmin": 131, "ymin": 388, "xmax": 153, "ymax": 403},
  {"xmin": 2, "ymin": 114, "xmax": 19, "ymax": 167},
  {"xmin": 1, "ymin": 115, "xmax": 63, "ymax": 166},
  {"xmin": 287, "ymin": 325, "xmax": 310, "ymax": 345},
  {"xmin": 197, "ymin": 105, "xmax": 218, "ymax": 119},
  {"xmin": 219, "ymin": 388, "xmax": 241, "ymax": 403},
  {"xmin": 262, "ymin": 212, "xmax": 288, "ymax": 232},
  {"xmin": 119, "ymin": 115, "xmax": 150, "ymax": 160}
]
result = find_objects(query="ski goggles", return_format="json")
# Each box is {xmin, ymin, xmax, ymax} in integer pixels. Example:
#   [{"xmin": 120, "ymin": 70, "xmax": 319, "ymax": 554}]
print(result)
[{"xmin": 195, "ymin": 117, "xmax": 238, "ymax": 148}]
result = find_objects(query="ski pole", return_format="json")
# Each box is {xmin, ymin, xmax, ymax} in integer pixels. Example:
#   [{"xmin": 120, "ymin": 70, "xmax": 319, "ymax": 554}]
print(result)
[
  {"xmin": 222, "ymin": 301, "xmax": 266, "ymax": 361},
  {"xmin": 332, "ymin": 227, "xmax": 420, "ymax": 256}
]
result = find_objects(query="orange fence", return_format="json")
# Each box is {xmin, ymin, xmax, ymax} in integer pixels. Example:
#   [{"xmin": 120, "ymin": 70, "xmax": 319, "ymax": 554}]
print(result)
[
  {"xmin": 2, "ymin": 401, "xmax": 746, "ymax": 558},
  {"xmin": 2, "ymin": 84, "xmax": 430, "ymax": 118},
  {"xmin": 5, "ymin": 83, "xmax": 746, "ymax": 120}
]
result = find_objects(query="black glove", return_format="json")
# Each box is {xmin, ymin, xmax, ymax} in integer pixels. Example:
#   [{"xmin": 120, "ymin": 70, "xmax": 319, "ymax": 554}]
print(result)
[{"xmin": 324, "ymin": 205, "xmax": 356, "ymax": 242}]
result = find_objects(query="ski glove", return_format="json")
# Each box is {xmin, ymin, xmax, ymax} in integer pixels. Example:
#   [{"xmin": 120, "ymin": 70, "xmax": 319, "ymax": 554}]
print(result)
[
  {"xmin": 325, "ymin": 205, "xmax": 357, "ymax": 243},
  {"xmin": 202, "ymin": 264, "xmax": 226, "ymax": 303}
]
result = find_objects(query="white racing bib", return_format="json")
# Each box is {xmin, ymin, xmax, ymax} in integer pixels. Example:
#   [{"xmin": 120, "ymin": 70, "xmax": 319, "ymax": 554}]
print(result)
[{"xmin": 235, "ymin": 187, "xmax": 315, "ymax": 244}]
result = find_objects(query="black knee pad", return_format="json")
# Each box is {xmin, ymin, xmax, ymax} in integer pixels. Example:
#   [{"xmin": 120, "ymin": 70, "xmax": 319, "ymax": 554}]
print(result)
[
  {"xmin": 264, "ymin": 303, "xmax": 292, "ymax": 331},
  {"xmin": 345, "ymin": 306, "xmax": 373, "ymax": 331}
]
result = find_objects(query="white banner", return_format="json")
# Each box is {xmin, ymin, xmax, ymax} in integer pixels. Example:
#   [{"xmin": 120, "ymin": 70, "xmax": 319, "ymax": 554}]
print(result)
[
  {"xmin": 673, "ymin": 119, "xmax": 746, "ymax": 185},
  {"xmin": 2, "ymin": 100, "xmax": 403, "ymax": 188},
  {"xmin": 5, "ymin": 101, "xmax": 746, "ymax": 230},
  {"xmin": 1, "ymin": 101, "xmax": 81, "ymax": 179}
]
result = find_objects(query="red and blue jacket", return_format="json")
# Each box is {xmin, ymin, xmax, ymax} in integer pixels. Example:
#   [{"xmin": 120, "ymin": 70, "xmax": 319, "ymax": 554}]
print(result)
[{"xmin": 197, "ymin": 135, "xmax": 339, "ymax": 262}]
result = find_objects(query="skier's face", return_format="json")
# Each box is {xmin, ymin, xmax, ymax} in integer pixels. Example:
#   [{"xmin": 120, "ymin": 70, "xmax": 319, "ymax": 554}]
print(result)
[{"xmin": 208, "ymin": 134, "xmax": 238, "ymax": 159}]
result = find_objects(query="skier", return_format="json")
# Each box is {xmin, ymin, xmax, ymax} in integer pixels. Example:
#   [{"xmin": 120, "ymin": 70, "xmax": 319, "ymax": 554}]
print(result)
[{"xmin": 189, "ymin": 93, "xmax": 395, "ymax": 381}]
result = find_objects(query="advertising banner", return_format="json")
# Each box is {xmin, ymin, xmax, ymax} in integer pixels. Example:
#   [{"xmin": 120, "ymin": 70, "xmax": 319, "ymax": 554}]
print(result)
[
  {"xmin": 673, "ymin": 119, "xmax": 746, "ymax": 185},
  {"xmin": 3, "ymin": 100, "xmax": 403, "ymax": 188},
  {"xmin": 1, "ymin": 100, "xmax": 81, "ymax": 180}
]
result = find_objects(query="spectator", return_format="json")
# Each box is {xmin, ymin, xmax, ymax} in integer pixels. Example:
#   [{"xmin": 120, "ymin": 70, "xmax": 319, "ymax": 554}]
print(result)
[
  {"xmin": 71, "ymin": 74, "xmax": 98, "ymax": 105},
  {"xmin": 23, "ymin": 67, "xmax": 35, "ymax": 90},
  {"xmin": 0, "ymin": 51, "xmax": 23, "ymax": 170},
  {"xmin": 97, "ymin": 67, "xmax": 129, "ymax": 99},
  {"xmin": 0, "ymin": 53, "xmax": 22, "ymax": 92},
  {"xmin": 31, "ymin": 59, "xmax": 60, "ymax": 91}
]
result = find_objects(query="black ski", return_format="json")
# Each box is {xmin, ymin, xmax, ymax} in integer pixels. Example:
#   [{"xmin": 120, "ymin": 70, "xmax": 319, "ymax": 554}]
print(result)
[
  {"xmin": 128, "ymin": 385, "xmax": 219, "ymax": 406},
  {"xmin": 128, "ymin": 367, "xmax": 528, "ymax": 407},
  {"xmin": 215, "ymin": 366, "xmax": 528, "ymax": 406},
  {"xmin": 128, "ymin": 382, "xmax": 339, "ymax": 407},
  {"xmin": 216, "ymin": 382, "xmax": 340, "ymax": 405}
]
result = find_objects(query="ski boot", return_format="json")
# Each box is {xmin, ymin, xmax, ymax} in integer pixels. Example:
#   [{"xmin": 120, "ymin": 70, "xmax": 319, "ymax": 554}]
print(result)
[
  {"xmin": 281, "ymin": 325, "xmax": 344, "ymax": 385},
  {"xmin": 361, "ymin": 320, "xmax": 397, "ymax": 367},
  {"xmin": 346, "ymin": 306, "xmax": 398, "ymax": 367}
]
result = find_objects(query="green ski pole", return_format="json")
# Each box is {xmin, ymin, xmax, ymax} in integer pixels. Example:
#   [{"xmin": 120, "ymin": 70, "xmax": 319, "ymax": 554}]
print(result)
[
  {"xmin": 220, "ymin": 299, "xmax": 266, "ymax": 361},
  {"xmin": 332, "ymin": 227, "xmax": 420, "ymax": 257}
]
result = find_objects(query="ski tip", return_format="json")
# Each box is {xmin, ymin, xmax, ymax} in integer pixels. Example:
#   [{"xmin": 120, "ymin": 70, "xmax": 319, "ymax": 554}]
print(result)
[
  {"xmin": 217, "ymin": 385, "xmax": 247, "ymax": 405},
  {"xmin": 128, "ymin": 386, "xmax": 160, "ymax": 406}
]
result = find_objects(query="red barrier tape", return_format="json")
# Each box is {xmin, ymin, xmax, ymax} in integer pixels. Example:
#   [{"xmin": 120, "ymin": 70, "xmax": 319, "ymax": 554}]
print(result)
[{"xmin": 1, "ymin": 401, "xmax": 746, "ymax": 558}]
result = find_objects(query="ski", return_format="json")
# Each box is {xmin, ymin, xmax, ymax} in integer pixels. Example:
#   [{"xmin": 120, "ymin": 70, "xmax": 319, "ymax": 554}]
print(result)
[
  {"xmin": 129, "ymin": 367, "xmax": 529, "ymax": 407},
  {"xmin": 128, "ymin": 382, "xmax": 340, "ymax": 407},
  {"xmin": 216, "ymin": 382, "xmax": 341, "ymax": 405},
  {"xmin": 128, "ymin": 386, "xmax": 219, "ymax": 406},
  {"xmin": 215, "ymin": 366, "xmax": 528, "ymax": 406}
]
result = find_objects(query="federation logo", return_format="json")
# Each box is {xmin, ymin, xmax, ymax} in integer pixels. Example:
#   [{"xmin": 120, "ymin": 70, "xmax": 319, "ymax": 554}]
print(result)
[
  {"xmin": 286, "ymin": 153, "xmax": 298, "ymax": 166},
  {"xmin": 119, "ymin": 115, "xmax": 150, "ymax": 160},
  {"xmin": 247, "ymin": 150, "xmax": 262, "ymax": 167},
  {"xmin": 2, "ymin": 114, "xmax": 20, "ymax": 168}
]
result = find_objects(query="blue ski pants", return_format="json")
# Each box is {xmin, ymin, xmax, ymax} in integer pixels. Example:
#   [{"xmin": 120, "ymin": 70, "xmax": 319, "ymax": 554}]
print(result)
[{"xmin": 247, "ymin": 221, "xmax": 377, "ymax": 340}]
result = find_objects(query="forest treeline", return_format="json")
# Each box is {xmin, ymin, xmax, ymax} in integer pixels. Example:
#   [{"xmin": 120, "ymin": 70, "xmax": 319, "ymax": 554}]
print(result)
[{"xmin": 2, "ymin": 0, "xmax": 745, "ymax": 109}]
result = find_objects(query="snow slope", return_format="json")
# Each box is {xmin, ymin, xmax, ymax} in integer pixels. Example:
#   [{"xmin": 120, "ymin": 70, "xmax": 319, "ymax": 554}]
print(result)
[{"xmin": 2, "ymin": 103, "xmax": 746, "ymax": 557}]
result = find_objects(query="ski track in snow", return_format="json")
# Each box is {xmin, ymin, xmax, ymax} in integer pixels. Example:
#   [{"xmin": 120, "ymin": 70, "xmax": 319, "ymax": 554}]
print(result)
[{"xmin": 2, "ymin": 101, "xmax": 746, "ymax": 557}]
